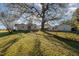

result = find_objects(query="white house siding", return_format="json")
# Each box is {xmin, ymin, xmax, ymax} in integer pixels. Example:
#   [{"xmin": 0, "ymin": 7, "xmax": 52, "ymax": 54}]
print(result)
[
  {"xmin": 15, "ymin": 24, "xmax": 40, "ymax": 30},
  {"xmin": 15, "ymin": 24, "xmax": 28, "ymax": 30},
  {"xmin": 56, "ymin": 24, "xmax": 72, "ymax": 31}
]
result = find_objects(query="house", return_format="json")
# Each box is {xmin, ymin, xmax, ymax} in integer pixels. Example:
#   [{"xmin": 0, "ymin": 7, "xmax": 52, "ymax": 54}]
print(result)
[
  {"xmin": 56, "ymin": 24, "xmax": 72, "ymax": 31},
  {"xmin": 15, "ymin": 23, "xmax": 40, "ymax": 30},
  {"xmin": 15, "ymin": 24, "xmax": 27, "ymax": 30},
  {"xmin": 47, "ymin": 23, "xmax": 72, "ymax": 31}
]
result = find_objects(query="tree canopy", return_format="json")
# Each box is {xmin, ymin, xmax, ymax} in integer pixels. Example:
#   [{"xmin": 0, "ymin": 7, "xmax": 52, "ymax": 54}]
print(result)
[{"xmin": 0, "ymin": 3, "xmax": 71, "ymax": 32}]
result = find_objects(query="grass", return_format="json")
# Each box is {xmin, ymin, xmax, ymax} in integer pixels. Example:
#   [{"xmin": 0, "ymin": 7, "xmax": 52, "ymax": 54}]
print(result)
[{"xmin": 0, "ymin": 31, "xmax": 79, "ymax": 56}]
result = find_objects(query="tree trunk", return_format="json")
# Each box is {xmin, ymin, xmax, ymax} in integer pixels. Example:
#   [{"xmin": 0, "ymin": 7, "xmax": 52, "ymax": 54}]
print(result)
[
  {"xmin": 7, "ymin": 27, "xmax": 13, "ymax": 33},
  {"xmin": 41, "ymin": 3, "xmax": 45, "ymax": 30},
  {"xmin": 41, "ymin": 20, "xmax": 45, "ymax": 30}
]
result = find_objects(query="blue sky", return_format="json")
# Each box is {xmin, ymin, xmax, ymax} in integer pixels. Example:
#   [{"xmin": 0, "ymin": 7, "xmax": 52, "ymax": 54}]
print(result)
[
  {"xmin": 0, "ymin": 4, "xmax": 8, "ymax": 12},
  {"xmin": 0, "ymin": 23, "xmax": 6, "ymax": 29},
  {"xmin": 0, "ymin": 4, "xmax": 8, "ymax": 29},
  {"xmin": 0, "ymin": 3, "xmax": 79, "ymax": 29}
]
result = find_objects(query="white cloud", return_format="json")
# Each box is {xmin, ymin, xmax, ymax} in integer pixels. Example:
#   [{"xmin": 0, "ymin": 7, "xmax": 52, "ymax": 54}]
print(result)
[
  {"xmin": 34, "ymin": 3, "xmax": 42, "ymax": 11},
  {"xmin": 68, "ymin": 7, "xmax": 77, "ymax": 11},
  {"xmin": 64, "ymin": 7, "xmax": 77, "ymax": 20}
]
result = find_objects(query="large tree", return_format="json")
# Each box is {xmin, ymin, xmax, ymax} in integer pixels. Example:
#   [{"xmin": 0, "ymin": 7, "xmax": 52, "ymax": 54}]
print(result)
[
  {"xmin": 40, "ymin": 3, "xmax": 68, "ymax": 30},
  {"xmin": 0, "ymin": 3, "xmax": 68, "ymax": 32}
]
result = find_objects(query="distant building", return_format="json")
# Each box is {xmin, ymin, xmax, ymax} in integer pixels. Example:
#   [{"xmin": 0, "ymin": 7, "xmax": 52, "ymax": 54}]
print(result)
[
  {"xmin": 55, "ymin": 24, "xmax": 72, "ymax": 31},
  {"xmin": 15, "ymin": 24, "xmax": 27, "ymax": 30},
  {"xmin": 15, "ymin": 23, "xmax": 40, "ymax": 30},
  {"xmin": 48, "ymin": 24, "xmax": 72, "ymax": 31}
]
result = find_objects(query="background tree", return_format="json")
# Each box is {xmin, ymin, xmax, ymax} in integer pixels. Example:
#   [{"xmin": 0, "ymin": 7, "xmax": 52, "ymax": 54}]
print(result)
[
  {"xmin": 71, "ymin": 8, "xmax": 79, "ymax": 31},
  {"xmin": 0, "ymin": 12, "xmax": 12, "ymax": 33}
]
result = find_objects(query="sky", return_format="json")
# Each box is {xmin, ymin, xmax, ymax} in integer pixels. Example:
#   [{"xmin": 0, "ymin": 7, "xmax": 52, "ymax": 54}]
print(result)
[
  {"xmin": 0, "ymin": 4, "xmax": 8, "ymax": 12},
  {"xmin": 0, "ymin": 3, "xmax": 79, "ymax": 29}
]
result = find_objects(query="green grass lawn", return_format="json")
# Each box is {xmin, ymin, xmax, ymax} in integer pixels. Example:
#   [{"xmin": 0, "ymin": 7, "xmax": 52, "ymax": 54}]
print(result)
[{"xmin": 0, "ymin": 31, "xmax": 79, "ymax": 56}]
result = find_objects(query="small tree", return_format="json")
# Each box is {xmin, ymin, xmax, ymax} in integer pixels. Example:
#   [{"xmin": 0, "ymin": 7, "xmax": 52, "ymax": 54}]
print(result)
[{"xmin": 0, "ymin": 12, "xmax": 12, "ymax": 33}]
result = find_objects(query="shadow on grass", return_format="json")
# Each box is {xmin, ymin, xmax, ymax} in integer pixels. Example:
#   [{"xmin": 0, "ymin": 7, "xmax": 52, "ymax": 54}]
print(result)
[
  {"xmin": 0, "ymin": 30, "xmax": 32, "ymax": 38},
  {"xmin": 0, "ymin": 38, "xmax": 19, "ymax": 56},
  {"xmin": 46, "ymin": 30, "xmax": 79, "ymax": 35},
  {"xmin": 30, "ymin": 39, "xmax": 43, "ymax": 56},
  {"xmin": 70, "ymin": 31, "xmax": 79, "ymax": 35},
  {"xmin": 43, "ymin": 31, "xmax": 79, "ymax": 53},
  {"xmin": 0, "ymin": 30, "xmax": 37, "ymax": 37},
  {"xmin": 0, "ymin": 32, "xmax": 11, "ymax": 38},
  {"xmin": 57, "ymin": 31, "xmax": 79, "ymax": 35},
  {"xmin": 0, "ymin": 31, "xmax": 22, "ymax": 38}
]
